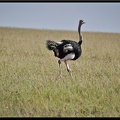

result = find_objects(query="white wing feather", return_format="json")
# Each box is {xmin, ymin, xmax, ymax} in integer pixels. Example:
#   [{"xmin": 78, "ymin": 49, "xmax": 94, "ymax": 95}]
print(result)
[{"xmin": 63, "ymin": 44, "xmax": 74, "ymax": 53}]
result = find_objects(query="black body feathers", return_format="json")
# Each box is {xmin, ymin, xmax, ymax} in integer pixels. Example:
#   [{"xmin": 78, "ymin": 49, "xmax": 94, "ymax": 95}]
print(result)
[{"xmin": 46, "ymin": 39, "xmax": 82, "ymax": 60}]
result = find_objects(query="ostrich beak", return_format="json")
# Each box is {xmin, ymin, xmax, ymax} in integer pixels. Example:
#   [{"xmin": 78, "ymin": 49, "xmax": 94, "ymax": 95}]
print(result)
[{"xmin": 82, "ymin": 21, "xmax": 86, "ymax": 24}]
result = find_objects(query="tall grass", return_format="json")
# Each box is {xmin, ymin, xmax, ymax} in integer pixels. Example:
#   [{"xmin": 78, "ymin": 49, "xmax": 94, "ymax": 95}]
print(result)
[{"xmin": 0, "ymin": 27, "xmax": 120, "ymax": 117}]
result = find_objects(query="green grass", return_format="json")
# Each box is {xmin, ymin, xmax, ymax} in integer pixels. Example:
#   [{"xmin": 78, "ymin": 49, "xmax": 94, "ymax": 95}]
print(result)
[{"xmin": 0, "ymin": 27, "xmax": 120, "ymax": 117}]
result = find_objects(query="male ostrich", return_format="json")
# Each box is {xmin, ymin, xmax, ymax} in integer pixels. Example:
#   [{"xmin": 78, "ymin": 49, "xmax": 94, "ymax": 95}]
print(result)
[{"xmin": 46, "ymin": 20, "xmax": 85, "ymax": 78}]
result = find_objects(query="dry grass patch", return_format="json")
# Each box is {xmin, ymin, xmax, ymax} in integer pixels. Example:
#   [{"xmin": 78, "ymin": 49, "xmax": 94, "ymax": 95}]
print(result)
[{"xmin": 0, "ymin": 27, "xmax": 120, "ymax": 117}]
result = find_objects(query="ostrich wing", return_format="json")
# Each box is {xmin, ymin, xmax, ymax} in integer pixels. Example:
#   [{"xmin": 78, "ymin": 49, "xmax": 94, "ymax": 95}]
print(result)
[{"xmin": 63, "ymin": 44, "xmax": 74, "ymax": 53}]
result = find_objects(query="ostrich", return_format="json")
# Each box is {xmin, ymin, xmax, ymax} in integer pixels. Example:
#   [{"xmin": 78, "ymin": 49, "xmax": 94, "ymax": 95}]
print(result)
[{"xmin": 46, "ymin": 20, "xmax": 85, "ymax": 78}]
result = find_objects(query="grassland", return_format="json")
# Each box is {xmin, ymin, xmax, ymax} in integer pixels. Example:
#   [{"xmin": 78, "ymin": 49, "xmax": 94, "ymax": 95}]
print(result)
[{"xmin": 0, "ymin": 27, "xmax": 120, "ymax": 117}]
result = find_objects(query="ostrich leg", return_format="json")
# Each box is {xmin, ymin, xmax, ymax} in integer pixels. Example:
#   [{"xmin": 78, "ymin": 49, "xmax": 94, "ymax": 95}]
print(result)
[
  {"xmin": 64, "ymin": 60, "xmax": 73, "ymax": 78},
  {"xmin": 58, "ymin": 60, "xmax": 62, "ymax": 78}
]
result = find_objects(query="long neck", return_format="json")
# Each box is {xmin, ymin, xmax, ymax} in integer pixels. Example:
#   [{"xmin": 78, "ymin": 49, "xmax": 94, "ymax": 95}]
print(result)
[{"xmin": 78, "ymin": 24, "xmax": 83, "ymax": 45}]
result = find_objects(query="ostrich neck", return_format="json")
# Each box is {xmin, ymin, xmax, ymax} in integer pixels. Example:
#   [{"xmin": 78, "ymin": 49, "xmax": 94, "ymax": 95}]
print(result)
[{"xmin": 78, "ymin": 24, "xmax": 83, "ymax": 45}]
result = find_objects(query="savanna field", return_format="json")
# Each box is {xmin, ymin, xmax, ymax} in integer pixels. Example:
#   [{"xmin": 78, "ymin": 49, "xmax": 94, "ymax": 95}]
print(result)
[{"xmin": 0, "ymin": 27, "xmax": 120, "ymax": 117}]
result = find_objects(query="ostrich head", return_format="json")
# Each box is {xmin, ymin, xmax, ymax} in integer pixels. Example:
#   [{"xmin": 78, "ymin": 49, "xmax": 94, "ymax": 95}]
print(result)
[{"xmin": 79, "ymin": 20, "xmax": 86, "ymax": 25}]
